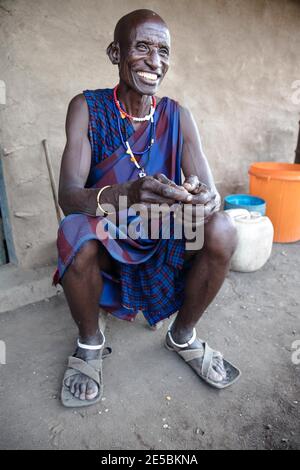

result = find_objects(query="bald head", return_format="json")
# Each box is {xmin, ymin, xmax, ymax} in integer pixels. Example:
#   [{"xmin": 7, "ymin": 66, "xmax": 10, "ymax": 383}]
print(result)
[{"xmin": 114, "ymin": 9, "xmax": 168, "ymax": 45}]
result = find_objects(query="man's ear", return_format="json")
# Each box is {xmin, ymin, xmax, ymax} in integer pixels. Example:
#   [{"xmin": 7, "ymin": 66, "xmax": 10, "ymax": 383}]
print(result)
[{"xmin": 106, "ymin": 41, "xmax": 120, "ymax": 65}]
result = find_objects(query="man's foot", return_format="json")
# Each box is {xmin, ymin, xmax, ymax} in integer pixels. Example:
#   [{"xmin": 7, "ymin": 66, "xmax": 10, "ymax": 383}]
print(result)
[
  {"xmin": 64, "ymin": 330, "xmax": 104, "ymax": 401},
  {"xmin": 166, "ymin": 325, "xmax": 227, "ymax": 383}
]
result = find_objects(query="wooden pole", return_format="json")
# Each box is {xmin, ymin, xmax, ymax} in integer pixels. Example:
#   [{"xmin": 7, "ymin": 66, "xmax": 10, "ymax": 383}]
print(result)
[{"xmin": 42, "ymin": 139, "xmax": 62, "ymax": 224}]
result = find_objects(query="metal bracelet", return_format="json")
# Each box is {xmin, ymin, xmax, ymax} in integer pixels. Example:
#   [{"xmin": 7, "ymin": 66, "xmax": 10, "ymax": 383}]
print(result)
[{"xmin": 96, "ymin": 185, "xmax": 114, "ymax": 216}]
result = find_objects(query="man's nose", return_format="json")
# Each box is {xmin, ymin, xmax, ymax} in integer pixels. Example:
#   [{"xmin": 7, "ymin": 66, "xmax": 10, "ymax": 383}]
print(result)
[{"xmin": 146, "ymin": 48, "xmax": 161, "ymax": 70}]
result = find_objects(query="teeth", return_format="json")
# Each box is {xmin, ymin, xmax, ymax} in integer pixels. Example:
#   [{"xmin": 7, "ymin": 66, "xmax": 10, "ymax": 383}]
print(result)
[{"xmin": 137, "ymin": 71, "xmax": 158, "ymax": 81}]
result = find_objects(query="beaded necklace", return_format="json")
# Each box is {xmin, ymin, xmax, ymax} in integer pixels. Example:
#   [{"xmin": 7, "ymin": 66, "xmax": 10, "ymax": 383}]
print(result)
[
  {"xmin": 113, "ymin": 87, "xmax": 156, "ymax": 178},
  {"xmin": 113, "ymin": 85, "xmax": 156, "ymax": 122}
]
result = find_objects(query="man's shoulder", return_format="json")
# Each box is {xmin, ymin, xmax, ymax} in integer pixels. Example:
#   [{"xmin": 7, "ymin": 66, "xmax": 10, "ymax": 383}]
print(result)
[
  {"xmin": 175, "ymin": 102, "xmax": 194, "ymax": 126},
  {"xmin": 69, "ymin": 93, "xmax": 86, "ymax": 107},
  {"xmin": 159, "ymin": 95, "xmax": 180, "ymax": 106},
  {"xmin": 170, "ymin": 101, "xmax": 195, "ymax": 138},
  {"xmin": 68, "ymin": 93, "xmax": 87, "ymax": 114},
  {"xmin": 68, "ymin": 88, "xmax": 112, "ymax": 112},
  {"xmin": 159, "ymin": 96, "xmax": 189, "ymax": 115},
  {"xmin": 83, "ymin": 88, "xmax": 112, "ymax": 100}
]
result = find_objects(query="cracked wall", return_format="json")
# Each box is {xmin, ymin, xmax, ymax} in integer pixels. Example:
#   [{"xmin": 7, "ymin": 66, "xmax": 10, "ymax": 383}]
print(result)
[{"xmin": 0, "ymin": 0, "xmax": 300, "ymax": 268}]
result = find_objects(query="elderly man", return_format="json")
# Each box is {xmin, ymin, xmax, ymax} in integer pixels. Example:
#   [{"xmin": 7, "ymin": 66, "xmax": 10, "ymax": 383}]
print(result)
[{"xmin": 55, "ymin": 9, "xmax": 240, "ymax": 408}]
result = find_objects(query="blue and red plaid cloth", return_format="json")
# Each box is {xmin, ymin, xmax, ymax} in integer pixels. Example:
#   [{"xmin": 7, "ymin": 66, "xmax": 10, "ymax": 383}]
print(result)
[{"xmin": 53, "ymin": 88, "xmax": 186, "ymax": 326}]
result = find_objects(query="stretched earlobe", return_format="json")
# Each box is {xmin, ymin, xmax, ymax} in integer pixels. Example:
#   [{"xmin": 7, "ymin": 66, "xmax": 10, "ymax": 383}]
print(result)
[{"xmin": 106, "ymin": 41, "xmax": 120, "ymax": 65}]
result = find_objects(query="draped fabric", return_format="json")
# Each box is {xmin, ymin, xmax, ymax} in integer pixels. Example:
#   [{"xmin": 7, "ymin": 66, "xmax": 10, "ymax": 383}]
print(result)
[{"xmin": 53, "ymin": 88, "xmax": 186, "ymax": 326}]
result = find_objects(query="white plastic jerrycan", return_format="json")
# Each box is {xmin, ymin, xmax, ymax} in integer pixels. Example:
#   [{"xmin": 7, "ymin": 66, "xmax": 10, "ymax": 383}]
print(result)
[{"xmin": 226, "ymin": 209, "xmax": 274, "ymax": 272}]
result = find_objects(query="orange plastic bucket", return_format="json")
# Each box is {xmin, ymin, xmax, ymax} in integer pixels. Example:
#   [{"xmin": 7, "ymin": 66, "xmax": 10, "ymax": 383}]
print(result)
[{"xmin": 248, "ymin": 162, "xmax": 300, "ymax": 243}]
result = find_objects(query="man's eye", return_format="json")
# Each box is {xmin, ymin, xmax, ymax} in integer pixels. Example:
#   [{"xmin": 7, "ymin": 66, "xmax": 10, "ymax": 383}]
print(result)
[
  {"xmin": 137, "ymin": 44, "xmax": 147, "ymax": 51},
  {"xmin": 159, "ymin": 49, "xmax": 169, "ymax": 57}
]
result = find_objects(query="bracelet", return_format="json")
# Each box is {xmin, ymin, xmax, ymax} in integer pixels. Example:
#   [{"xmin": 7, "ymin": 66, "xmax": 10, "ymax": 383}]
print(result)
[{"xmin": 96, "ymin": 185, "xmax": 114, "ymax": 216}]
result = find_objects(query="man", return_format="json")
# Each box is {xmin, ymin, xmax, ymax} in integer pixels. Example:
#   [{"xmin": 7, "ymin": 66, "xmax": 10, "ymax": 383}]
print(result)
[{"xmin": 55, "ymin": 9, "xmax": 240, "ymax": 408}]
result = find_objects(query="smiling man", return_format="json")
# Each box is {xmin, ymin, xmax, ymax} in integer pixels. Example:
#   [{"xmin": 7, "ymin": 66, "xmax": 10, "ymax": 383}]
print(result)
[{"xmin": 55, "ymin": 9, "xmax": 241, "ymax": 408}]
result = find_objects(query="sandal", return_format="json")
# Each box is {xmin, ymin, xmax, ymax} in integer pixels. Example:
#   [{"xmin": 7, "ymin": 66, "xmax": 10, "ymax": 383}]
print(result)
[
  {"xmin": 165, "ymin": 322, "xmax": 241, "ymax": 389},
  {"xmin": 61, "ymin": 334, "xmax": 112, "ymax": 408}
]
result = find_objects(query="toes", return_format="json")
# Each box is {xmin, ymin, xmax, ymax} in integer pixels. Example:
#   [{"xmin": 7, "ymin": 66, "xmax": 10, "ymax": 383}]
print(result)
[
  {"xmin": 65, "ymin": 374, "xmax": 99, "ymax": 400},
  {"xmin": 212, "ymin": 353, "xmax": 227, "ymax": 380},
  {"xmin": 70, "ymin": 379, "xmax": 76, "ymax": 395},
  {"xmin": 213, "ymin": 359, "xmax": 225, "ymax": 372},
  {"xmin": 209, "ymin": 368, "xmax": 223, "ymax": 382},
  {"xmin": 214, "ymin": 365, "xmax": 226, "ymax": 380},
  {"xmin": 211, "ymin": 362, "xmax": 226, "ymax": 381},
  {"xmin": 74, "ymin": 383, "xmax": 81, "ymax": 398},
  {"xmin": 86, "ymin": 379, "xmax": 98, "ymax": 400},
  {"xmin": 65, "ymin": 377, "xmax": 71, "ymax": 388},
  {"xmin": 79, "ymin": 383, "xmax": 87, "ymax": 401},
  {"xmin": 215, "ymin": 362, "xmax": 227, "ymax": 379}
]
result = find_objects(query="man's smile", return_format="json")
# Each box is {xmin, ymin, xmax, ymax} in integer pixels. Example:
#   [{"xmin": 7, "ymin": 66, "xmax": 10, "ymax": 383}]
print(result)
[
  {"xmin": 137, "ymin": 71, "xmax": 159, "ymax": 80},
  {"xmin": 135, "ymin": 70, "xmax": 160, "ymax": 84}
]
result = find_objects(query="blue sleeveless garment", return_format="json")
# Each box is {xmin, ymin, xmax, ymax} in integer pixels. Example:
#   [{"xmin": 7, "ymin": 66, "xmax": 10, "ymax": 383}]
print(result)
[{"xmin": 54, "ymin": 88, "xmax": 187, "ymax": 326}]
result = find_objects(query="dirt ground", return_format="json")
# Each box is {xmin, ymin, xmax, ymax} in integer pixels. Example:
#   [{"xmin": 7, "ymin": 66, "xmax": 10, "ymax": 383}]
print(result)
[{"xmin": 0, "ymin": 242, "xmax": 299, "ymax": 450}]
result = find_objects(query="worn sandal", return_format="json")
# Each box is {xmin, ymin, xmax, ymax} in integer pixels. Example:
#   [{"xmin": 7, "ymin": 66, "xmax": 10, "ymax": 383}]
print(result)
[
  {"xmin": 61, "ymin": 336, "xmax": 112, "ymax": 408},
  {"xmin": 165, "ymin": 323, "xmax": 241, "ymax": 389}
]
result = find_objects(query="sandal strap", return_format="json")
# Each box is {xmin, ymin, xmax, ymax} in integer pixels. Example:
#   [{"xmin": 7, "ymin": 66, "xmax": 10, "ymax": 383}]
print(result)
[
  {"xmin": 177, "ymin": 348, "xmax": 205, "ymax": 362},
  {"xmin": 176, "ymin": 342, "xmax": 217, "ymax": 379},
  {"xmin": 66, "ymin": 356, "xmax": 101, "ymax": 385}
]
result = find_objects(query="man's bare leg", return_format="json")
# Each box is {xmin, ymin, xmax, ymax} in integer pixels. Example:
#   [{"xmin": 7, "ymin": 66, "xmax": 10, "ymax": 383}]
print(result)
[
  {"xmin": 167, "ymin": 212, "xmax": 238, "ymax": 381},
  {"xmin": 62, "ymin": 239, "xmax": 116, "ymax": 401}
]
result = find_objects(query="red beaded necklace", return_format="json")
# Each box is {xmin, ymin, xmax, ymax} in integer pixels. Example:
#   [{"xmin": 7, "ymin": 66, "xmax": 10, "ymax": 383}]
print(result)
[{"xmin": 113, "ymin": 85, "xmax": 156, "ymax": 121}]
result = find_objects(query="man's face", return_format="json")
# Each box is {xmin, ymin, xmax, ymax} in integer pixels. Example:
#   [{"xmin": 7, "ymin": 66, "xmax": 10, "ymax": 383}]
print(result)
[{"xmin": 118, "ymin": 20, "xmax": 170, "ymax": 96}]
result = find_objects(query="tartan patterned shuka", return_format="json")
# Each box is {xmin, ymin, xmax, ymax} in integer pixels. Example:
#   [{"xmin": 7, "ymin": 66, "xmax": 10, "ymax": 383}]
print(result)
[{"xmin": 53, "ymin": 88, "xmax": 186, "ymax": 326}]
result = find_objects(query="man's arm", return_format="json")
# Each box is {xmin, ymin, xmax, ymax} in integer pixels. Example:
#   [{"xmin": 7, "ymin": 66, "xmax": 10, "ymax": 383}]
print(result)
[
  {"xmin": 58, "ymin": 93, "xmax": 100, "ymax": 216},
  {"xmin": 58, "ymin": 94, "xmax": 135, "ymax": 215},
  {"xmin": 180, "ymin": 105, "xmax": 217, "ymax": 192},
  {"xmin": 58, "ymin": 95, "xmax": 192, "ymax": 217},
  {"xmin": 179, "ymin": 105, "xmax": 221, "ymax": 213}
]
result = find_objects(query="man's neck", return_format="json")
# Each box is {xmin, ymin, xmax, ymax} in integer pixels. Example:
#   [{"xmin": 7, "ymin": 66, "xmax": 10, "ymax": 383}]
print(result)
[{"xmin": 117, "ymin": 82, "xmax": 152, "ymax": 118}]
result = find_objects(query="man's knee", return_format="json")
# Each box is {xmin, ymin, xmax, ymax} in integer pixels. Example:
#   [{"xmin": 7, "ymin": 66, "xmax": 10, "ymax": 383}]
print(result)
[
  {"xmin": 70, "ymin": 239, "xmax": 100, "ymax": 274},
  {"xmin": 204, "ymin": 212, "xmax": 237, "ymax": 262}
]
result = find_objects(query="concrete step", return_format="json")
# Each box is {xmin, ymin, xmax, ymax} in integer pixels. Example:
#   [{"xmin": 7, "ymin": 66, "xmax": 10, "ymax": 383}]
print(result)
[{"xmin": 0, "ymin": 263, "xmax": 62, "ymax": 314}]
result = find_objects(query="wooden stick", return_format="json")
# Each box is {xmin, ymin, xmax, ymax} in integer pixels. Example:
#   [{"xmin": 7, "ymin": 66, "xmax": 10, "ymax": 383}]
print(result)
[{"xmin": 42, "ymin": 139, "xmax": 62, "ymax": 224}]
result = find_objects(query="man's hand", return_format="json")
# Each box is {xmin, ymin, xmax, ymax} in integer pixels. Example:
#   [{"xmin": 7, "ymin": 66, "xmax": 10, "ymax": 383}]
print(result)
[
  {"xmin": 183, "ymin": 175, "xmax": 221, "ymax": 223},
  {"xmin": 127, "ymin": 174, "xmax": 192, "ymax": 206}
]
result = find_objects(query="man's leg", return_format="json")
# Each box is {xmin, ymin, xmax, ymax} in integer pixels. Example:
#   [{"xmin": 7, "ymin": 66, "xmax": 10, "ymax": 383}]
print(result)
[
  {"xmin": 168, "ymin": 212, "xmax": 237, "ymax": 381},
  {"xmin": 62, "ymin": 239, "xmax": 117, "ymax": 401}
]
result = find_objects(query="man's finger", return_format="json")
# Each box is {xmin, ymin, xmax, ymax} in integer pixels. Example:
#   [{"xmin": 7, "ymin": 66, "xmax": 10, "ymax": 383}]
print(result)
[
  {"xmin": 188, "ymin": 191, "xmax": 213, "ymax": 205},
  {"xmin": 193, "ymin": 182, "xmax": 210, "ymax": 195},
  {"xmin": 143, "ymin": 178, "xmax": 192, "ymax": 202},
  {"xmin": 183, "ymin": 175, "xmax": 199, "ymax": 192},
  {"xmin": 140, "ymin": 190, "xmax": 175, "ymax": 205},
  {"xmin": 154, "ymin": 173, "xmax": 175, "ymax": 186},
  {"xmin": 203, "ymin": 200, "xmax": 217, "ymax": 218},
  {"xmin": 155, "ymin": 173, "xmax": 186, "ymax": 191}
]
